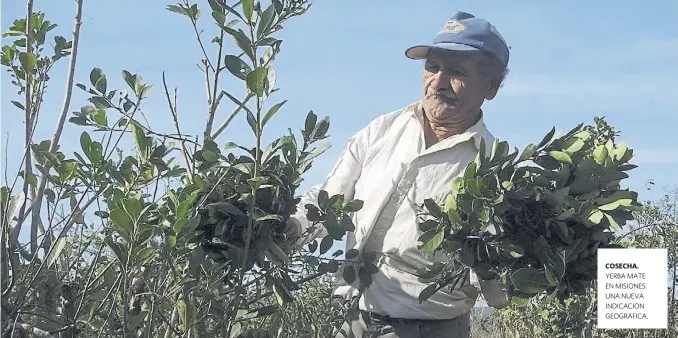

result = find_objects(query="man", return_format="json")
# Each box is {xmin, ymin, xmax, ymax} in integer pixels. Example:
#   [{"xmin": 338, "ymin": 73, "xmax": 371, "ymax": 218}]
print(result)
[{"xmin": 285, "ymin": 11, "xmax": 511, "ymax": 338}]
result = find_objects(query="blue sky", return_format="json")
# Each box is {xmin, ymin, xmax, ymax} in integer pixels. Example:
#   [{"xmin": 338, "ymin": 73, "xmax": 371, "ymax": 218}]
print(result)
[{"xmin": 2, "ymin": 0, "xmax": 677, "ymax": 205}]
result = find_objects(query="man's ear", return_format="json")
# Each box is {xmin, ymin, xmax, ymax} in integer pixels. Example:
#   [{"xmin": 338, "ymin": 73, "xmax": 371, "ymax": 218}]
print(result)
[{"xmin": 484, "ymin": 76, "xmax": 502, "ymax": 100}]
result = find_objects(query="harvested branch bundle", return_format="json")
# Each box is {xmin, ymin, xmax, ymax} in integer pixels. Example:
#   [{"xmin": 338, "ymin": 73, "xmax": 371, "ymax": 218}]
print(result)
[{"xmin": 416, "ymin": 117, "xmax": 639, "ymax": 304}]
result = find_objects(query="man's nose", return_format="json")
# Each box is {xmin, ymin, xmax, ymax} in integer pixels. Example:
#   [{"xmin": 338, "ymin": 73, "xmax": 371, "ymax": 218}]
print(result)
[{"xmin": 431, "ymin": 71, "xmax": 452, "ymax": 90}]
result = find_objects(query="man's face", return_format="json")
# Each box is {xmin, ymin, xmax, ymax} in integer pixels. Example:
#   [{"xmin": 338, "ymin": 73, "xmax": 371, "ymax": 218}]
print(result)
[{"xmin": 421, "ymin": 49, "xmax": 497, "ymax": 121}]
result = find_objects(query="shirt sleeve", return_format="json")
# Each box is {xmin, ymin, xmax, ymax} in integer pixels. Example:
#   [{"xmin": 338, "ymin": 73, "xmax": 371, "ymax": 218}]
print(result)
[{"xmin": 289, "ymin": 128, "xmax": 369, "ymax": 247}]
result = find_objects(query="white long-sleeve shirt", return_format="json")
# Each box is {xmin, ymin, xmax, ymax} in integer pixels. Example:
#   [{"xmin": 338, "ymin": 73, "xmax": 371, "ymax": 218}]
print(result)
[{"xmin": 290, "ymin": 101, "xmax": 508, "ymax": 320}]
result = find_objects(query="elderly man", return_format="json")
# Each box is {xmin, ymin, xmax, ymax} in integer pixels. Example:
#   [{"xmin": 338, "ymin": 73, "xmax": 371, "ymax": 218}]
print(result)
[{"xmin": 285, "ymin": 11, "xmax": 511, "ymax": 338}]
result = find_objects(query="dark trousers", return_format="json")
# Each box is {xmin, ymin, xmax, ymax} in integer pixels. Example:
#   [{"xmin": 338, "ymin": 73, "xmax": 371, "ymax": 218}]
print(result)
[{"xmin": 334, "ymin": 310, "xmax": 471, "ymax": 338}]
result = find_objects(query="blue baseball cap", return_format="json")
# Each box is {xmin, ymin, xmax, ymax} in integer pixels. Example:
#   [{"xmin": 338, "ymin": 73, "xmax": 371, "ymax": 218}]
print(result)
[{"xmin": 406, "ymin": 11, "xmax": 510, "ymax": 68}]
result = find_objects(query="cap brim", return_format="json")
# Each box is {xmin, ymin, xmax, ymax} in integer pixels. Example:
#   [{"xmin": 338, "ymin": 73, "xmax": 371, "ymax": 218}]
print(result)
[{"xmin": 405, "ymin": 43, "xmax": 480, "ymax": 59}]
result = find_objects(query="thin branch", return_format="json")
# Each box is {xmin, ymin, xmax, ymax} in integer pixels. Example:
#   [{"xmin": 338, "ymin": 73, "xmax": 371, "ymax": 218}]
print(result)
[
  {"xmin": 162, "ymin": 72, "xmax": 194, "ymax": 177},
  {"xmin": 211, "ymin": 93, "xmax": 254, "ymax": 140},
  {"xmin": 31, "ymin": 0, "xmax": 84, "ymax": 260},
  {"xmin": 17, "ymin": 0, "xmax": 36, "ymax": 255},
  {"xmin": 204, "ymin": 29, "xmax": 226, "ymax": 141}
]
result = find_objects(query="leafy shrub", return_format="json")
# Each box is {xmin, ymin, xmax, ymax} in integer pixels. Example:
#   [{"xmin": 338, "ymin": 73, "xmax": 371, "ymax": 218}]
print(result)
[{"xmin": 416, "ymin": 117, "xmax": 640, "ymax": 303}]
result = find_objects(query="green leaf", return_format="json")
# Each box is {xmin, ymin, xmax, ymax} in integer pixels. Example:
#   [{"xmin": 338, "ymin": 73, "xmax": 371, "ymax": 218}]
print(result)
[
  {"xmin": 598, "ymin": 198, "xmax": 632, "ymax": 211},
  {"xmin": 424, "ymin": 199, "xmax": 443, "ymax": 218},
  {"xmin": 343, "ymin": 265, "xmax": 357, "ymax": 284},
  {"xmin": 320, "ymin": 236, "xmax": 333, "ymax": 255},
  {"xmin": 447, "ymin": 208, "xmax": 462, "ymax": 224},
  {"xmin": 317, "ymin": 190, "xmax": 329, "ymax": 210},
  {"xmin": 262, "ymin": 100, "xmax": 286, "ymax": 127},
  {"xmin": 80, "ymin": 132, "xmax": 92, "ymax": 159},
  {"xmin": 537, "ymin": 127, "xmax": 556, "ymax": 149},
  {"xmin": 208, "ymin": 0, "xmax": 223, "ymax": 12},
  {"xmin": 246, "ymin": 66, "xmax": 268, "ymax": 96},
  {"xmin": 122, "ymin": 198, "xmax": 143, "ymax": 222},
  {"xmin": 509, "ymin": 267, "xmax": 553, "ymax": 294},
  {"xmin": 221, "ymin": 26, "xmax": 255, "ymax": 62},
  {"xmin": 613, "ymin": 141, "xmax": 629, "ymax": 161},
  {"xmin": 358, "ymin": 267, "xmax": 373, "ymax": 289},
  {"xmin": 593, "ymin": 145, "xmax": 608, "ymax": 165},
  {"xmin": 443, "ymin": 194, "xmax": 457, "ymax": 212},
  {"xmin": 202, "ymin": 150, "xmax": 218, "ymax": 162},
  {"xmin": 90, "ymin": 96, "xmax": 112, "ymax": 109},
  {"xmin": 90, "ymin": 67, "xmax": 104, "ymax": 88},
  {"xmin": 173, "ymin": 217, "xmax": 189, "ymax": 235},
  {"xmin": 121, "ymin": 70, "xmax": 137, "ymax": 91},
  {"xmin": 110, "ymin": 208, "xmax": 133, "ymax": 236},
  {"xmin": 556, "ymin": 208, "xmax": 576, "ymax": 221},
  {"xmin": 257, "ymin": 4, "xmax": 276, "ymax": 38},
  {"xmin": 105, "ymin": 236, "xmax": 127, "ymax": 263},
  {"xmin": 45, "ymin": 237, "xmax": 66, "ymax": 267},
  {"xmin": 212, "ymin": 11, "xmax": 227, "ymax": 25},
  {"xmin": 95, "ymin": 74, "xmax": 107, "ymax": 94},
  {"xmin": 311, "ymin": 118, "xmax": 330, "ymax": 141},
  {"xmin": 588, "ymin": 209, "xmax": 604, "ymax": 225},
  {"xmin": 563, "ymin": 138, "xmax": 585, "ymax": 154},
  {"xmin": 304, "ymin": 111, "xmax": 317, "ymax": 137},
  {"xmin": 246, "ymin": 111, "xmax": 258, "ymax": 135},
  {"xmin": 451, "ymin": 176, "xmax": 464, "ymax": 196},
  {"xmin": 166, "ymin": 235, "xmax": 177, "ymax": 248},
  {"xmin": 188, "ymin": 4, "xmax": 202, "ymax": 20},
  {"xmin": 605, "ymin": 213, "xmax": 621, "ymax": 230},
  {"xmin": 242, "ymin": 0, "xmax": 254, "ymax": 22},
  {"xmin": 419, "ymin": 230, "xmax": 445, "ymax": 253},
  {"xmin": 223, "ymin": 55, "xmax": 251, "ymax": 80},
  {"xmin": 89, "ymin": 142, "xmax": 103, "ymax": 165},
  {"xmin": 548, "ymin": 151, "xmax": 572, "ymax": 164},
  {"xmin": 93, "ymin": 109, "xmax": 108, "ymax": 127},
  {"xmin": 463, "ymin": 162, "xmax": 477, "ymax": 183},
  {"xmin": 167, "ymin": 4, "xmax": 189, "ymax": 16},
  {"xmin": 19, "ymin": 52, "xmax": 37, "ymax": 72},
  {"xmin": 10, "ymin": 101, "xmax": 25, "ymax": 110},
  {"xmin": 136, "ymin": 247, "xmax": 156, "ymax": 262},
  {"xmin": 343, "ymin": 200, "xmax": 363, "ymax": 213},
  {"xmin": 139, "ymin": 85, "xmax": 152, "ymax": 99}
]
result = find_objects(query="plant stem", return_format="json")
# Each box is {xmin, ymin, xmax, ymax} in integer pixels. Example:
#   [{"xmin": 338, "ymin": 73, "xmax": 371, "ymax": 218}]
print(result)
[
  {"xmin": 211, "ymin": 93, "xmax": 253, "ymax": 140},
  {"xmin": 20, "ymin": 0, "xmax": 36, "ymax": 256},
  {"xmin": 204, "ymin": 30, "xmax": 225, "ymax": 141},
  {"xmin": 31, "ymin": 0, "xmax": 84, "ymax": 259},
  {"xmin": 226, "ymin": 20, "xmax": 262, "ymax": 338},
  {"xmin": 162, "ymin": 72, "xmax": 194, "ymax": 177}
]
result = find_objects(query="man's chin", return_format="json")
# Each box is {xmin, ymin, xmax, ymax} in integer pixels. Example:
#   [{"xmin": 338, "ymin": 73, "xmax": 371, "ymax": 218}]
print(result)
[{"xmin": 424, "ymin": 103, "xmax": 459, "ymax": 119}]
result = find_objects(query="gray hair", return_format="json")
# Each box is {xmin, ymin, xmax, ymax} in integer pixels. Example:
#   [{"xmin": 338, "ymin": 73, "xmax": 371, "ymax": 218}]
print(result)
[{"xmin": 477, "ymin": 53, "xmax": 510, "ymax": 88}]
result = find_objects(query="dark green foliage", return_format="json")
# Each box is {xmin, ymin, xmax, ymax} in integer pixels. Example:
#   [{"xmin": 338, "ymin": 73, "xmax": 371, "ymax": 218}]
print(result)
[{"xmin": 417, "ymin": 117, "xmax": 640, "ymax": 302}]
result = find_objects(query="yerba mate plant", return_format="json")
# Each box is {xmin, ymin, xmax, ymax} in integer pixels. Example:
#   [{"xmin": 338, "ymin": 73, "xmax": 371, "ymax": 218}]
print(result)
[
  {"xmin": 1, "ymin": 1, "xmax": 361, "ymax": 337},
  {"xmin": 416, "ymin": 117, "xmax": 640, "ymax": 305}
]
